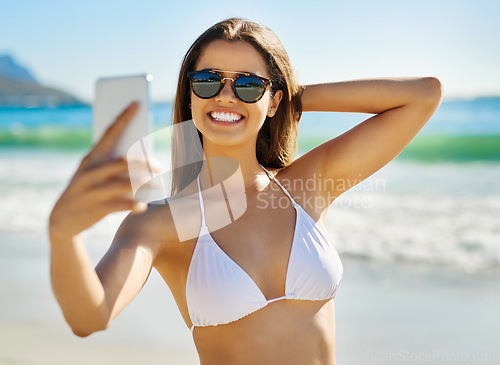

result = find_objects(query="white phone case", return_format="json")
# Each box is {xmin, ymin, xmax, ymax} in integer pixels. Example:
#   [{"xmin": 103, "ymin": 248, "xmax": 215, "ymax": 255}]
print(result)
[{"xmin": 93, "ymin": 74, "xmax": 153, "ymax": 158}]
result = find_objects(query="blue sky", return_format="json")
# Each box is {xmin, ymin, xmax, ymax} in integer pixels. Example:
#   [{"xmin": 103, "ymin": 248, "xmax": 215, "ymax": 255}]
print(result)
[{"xmin": 2, "ymin": 0, "xmax": 499, "ymax": 102}]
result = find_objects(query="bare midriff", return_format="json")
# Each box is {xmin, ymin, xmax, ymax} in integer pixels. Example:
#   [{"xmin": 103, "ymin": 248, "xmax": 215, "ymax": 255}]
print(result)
[{"xmin": 192, "ymin": 299, "xmax": 336, "ymax": 365}]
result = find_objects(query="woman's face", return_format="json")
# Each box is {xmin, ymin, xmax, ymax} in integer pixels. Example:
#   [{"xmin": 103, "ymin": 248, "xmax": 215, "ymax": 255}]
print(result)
[{"xmin": 190, "ymin": 40, "xmax": 282, "ymax": 151}]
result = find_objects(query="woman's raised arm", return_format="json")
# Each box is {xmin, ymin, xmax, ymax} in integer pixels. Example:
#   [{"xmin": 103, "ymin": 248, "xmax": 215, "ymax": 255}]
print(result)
[
  {"xmin": 48, "ymin": 102, "xmax": 162, "ymax": 337},
  {"xmin": 295, "ymin": 77, "xmax": 443, "ymax": 201}
]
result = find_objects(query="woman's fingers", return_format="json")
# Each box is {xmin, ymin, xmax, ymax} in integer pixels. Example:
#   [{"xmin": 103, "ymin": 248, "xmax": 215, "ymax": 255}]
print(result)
[
  {"xmin": 83, "ymin": 102, "xmax": 139, "ymax": 167},
  {"xmin": 72, "ymin": 157, "xmax": 128, "ymax": 187},
  {"xmin": 49, "ymin": 102, "xmax": 160, "ymax": 239},
  {"xmin": 84, "ymin": 179, "xmax": 135, "ymax": 202},
  {"xmin": 70, "ymin": 156, "xmax": 160, "ymax": 194},
  {"xmin": 95, "ymin": 101, "xmax": 138, "ymax": 153},
  {"xmin": 51, "ymin": 176, "xmax": 141, "ymax": 237},
  {"xmin": 51, "ymin": 195, "xmax": 139, "ymax": 238}
]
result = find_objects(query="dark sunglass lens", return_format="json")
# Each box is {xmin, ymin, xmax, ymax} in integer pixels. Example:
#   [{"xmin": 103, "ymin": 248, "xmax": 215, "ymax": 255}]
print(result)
[
  {"xmin": 190, "ymin": 72, "xmax": 221, "ymax": 98},
  {"xmin": 234, "ymin": 76, "xmax": 266, "ymax": 102}
]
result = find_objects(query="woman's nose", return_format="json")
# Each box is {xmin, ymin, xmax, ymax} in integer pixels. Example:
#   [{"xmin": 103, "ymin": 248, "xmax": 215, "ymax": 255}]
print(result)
[{"xmin": 215, "ymin": 78, "xmax": 238, "ymax": 102}]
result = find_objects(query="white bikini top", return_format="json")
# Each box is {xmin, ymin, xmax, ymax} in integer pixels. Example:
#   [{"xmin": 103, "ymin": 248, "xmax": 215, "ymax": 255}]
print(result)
[{"xmin": 186, "ymin": 165, "xmax": 343, "ymax": 333}]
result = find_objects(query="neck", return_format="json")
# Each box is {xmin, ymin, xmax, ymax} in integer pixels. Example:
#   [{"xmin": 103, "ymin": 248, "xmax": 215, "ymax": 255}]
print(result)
[{"xmin": 199, "ymin": 139, "xmax": 271, "ymax": 192}]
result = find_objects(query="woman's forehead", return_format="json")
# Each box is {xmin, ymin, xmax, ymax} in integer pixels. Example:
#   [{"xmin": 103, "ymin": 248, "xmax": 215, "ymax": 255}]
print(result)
[{"xmin": 195, "ymin": 40, "xmax": 269, "ymax": 78}]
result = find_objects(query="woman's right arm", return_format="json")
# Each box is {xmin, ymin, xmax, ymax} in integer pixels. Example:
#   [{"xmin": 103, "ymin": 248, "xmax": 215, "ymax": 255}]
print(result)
[{"xmin": 48, "ymin": 102, "xmax": 161, "ymax": 337}]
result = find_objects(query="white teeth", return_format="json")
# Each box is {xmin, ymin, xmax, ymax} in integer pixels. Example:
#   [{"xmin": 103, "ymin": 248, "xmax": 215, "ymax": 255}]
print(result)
[{"xmin": 210, "ymin": 111, "xmax": 243, "ymax": 122}]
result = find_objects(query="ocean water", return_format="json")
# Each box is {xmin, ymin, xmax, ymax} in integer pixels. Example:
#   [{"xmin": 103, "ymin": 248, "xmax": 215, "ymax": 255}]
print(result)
[
  {"xmin": 1, "ymin": 98, "xmax": 499, "ymax": 271},
  {"xmin": 2, "ymin": 99, "xmax": 500, "ymax": 161}
]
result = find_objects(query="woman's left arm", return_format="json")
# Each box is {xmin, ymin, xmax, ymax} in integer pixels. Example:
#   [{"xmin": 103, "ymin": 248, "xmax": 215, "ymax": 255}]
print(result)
[{"xmin": 296, "ymin": 77, "xmax": 443, "ymax": 200}]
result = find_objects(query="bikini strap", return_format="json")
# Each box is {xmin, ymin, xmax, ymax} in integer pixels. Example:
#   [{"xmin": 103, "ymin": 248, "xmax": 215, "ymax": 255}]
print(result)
[
  {"xmin": 259, "ymin": 164, "xmax": 298, "ymax": 207},
  {"xmin": 196, "ymin": 175, "xmax": 207, "ymax": 228}
]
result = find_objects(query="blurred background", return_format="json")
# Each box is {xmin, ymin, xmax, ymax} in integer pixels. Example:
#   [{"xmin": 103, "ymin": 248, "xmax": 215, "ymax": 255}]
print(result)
[{"xmin": 1, "ymin": 0, "xmax": 499, "ymax": 364}]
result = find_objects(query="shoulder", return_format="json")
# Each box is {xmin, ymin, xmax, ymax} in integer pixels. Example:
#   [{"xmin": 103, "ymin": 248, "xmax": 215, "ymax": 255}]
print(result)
[
  {"xmin": 114, "ymin": 201, "xmax": 177, "ymax": 254},
  {"xmin": 267, "ymin": 157, "xmax": 331, "ymax": 220},
  {"xmin": 140, "ymin": 181, "xmax": 204, "ymax": 252},
  {"xmin": 113, "ymin": 197, "xmax": 186, "ymax": 260},
  {"xmin": 271, "ymin": 153, "xmax": 325, "ymax": 194}
]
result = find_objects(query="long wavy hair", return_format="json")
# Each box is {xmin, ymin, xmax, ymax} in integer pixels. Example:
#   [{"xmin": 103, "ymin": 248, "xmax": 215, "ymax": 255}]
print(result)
[{"xmin": 170, "ymin": 18, "xmax": 303, "ymax": 195}]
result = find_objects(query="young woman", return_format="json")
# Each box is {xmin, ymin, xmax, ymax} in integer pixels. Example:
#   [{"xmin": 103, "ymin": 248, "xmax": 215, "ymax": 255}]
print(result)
[{"xmin": 49, "ymin": 18, "xmax": 443, "ymax": 364}]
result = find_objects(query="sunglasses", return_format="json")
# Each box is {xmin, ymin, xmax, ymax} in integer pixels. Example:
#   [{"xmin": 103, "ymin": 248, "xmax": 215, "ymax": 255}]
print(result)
[{"xmin": 187, "ymin": 69, "xmax": 272, "ymax": 103}]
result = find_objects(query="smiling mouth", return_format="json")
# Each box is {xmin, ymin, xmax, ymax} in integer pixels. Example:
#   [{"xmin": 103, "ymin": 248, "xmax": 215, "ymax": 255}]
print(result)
[{"xmin": 209, "ymin": 111, "xmax": 244, "ymax": 123}]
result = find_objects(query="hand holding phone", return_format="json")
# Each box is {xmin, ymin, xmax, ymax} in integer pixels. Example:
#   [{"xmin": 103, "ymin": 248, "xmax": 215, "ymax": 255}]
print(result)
[
  {"xmin": 92, "ymin": 74, "xmax": 166, "ymax": 203},
  {"xmin": 50, "ymin": 100, "xmax": 160, "ymax": 241}
]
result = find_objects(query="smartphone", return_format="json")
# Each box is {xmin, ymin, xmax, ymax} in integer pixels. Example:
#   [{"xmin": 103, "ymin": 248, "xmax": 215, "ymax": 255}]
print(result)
[
  {"xmin": 93, "ymin": 74, "xmax": 162, "ymax": 203},
  {"xmin": 93, "ymin": 74, "xmax": 153, "ymax": 158}
]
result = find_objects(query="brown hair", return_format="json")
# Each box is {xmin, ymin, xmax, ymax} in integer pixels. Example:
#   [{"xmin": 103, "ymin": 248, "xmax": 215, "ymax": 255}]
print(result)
[{"xmin": 170, "ymin": 18, "xmax": 303, "ymax": 195}]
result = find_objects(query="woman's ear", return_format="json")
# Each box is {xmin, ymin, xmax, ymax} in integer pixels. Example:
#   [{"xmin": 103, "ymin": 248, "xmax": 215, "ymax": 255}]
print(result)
[{"xmin": 268, "ymin": 89, "xmax": 283, "ymax": 117}]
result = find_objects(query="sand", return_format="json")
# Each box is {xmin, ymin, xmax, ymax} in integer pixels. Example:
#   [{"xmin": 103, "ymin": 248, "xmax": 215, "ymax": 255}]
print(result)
[
  {"xmin": 1, "ymin": 232, "xmax": 499, "ymax": 364},
  {"xmin": 335, "ymin": 258, "xmax": 500, "ymax": 364}
]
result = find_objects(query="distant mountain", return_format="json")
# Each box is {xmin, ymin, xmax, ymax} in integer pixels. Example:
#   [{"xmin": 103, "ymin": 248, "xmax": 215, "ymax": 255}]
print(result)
[
  {"xmin": 0, "ymin": 54, "xmax": 86, "ymax": 108},
  {"xmin": 0, "ymin": 55, "xmax": 37, "ymax": 83},
  {"xmin": 0, "ymin": 75, "xmax": 86, "ymax": 108}
]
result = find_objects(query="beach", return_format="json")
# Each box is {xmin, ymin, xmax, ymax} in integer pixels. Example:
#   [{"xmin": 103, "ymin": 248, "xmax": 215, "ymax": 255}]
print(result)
[
  {"xmin": 1, "ymin": 99, "xmax": 500, "ymax": 364},
  {"xmin": 336, "ymin": 257, "xmax": 500, "ymax": 364},
  {"xmin": 0, "ymin": 232, "xmax": 200, "ymax": 365},
  {"xmin": 1, "ymin": 232, "xmax": 499, "ymax": 364}
]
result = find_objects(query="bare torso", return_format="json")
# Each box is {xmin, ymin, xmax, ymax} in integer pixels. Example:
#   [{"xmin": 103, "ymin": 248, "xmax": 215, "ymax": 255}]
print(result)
[{"xmin": 151, "ymin": 165, "xmax": 338, "ymax": 364}]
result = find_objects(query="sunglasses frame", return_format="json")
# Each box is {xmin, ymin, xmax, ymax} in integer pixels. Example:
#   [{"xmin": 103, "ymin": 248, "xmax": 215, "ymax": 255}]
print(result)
[{"xmin": 187, "ymin": 69, "xmax": 272, "ymax": 103}]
